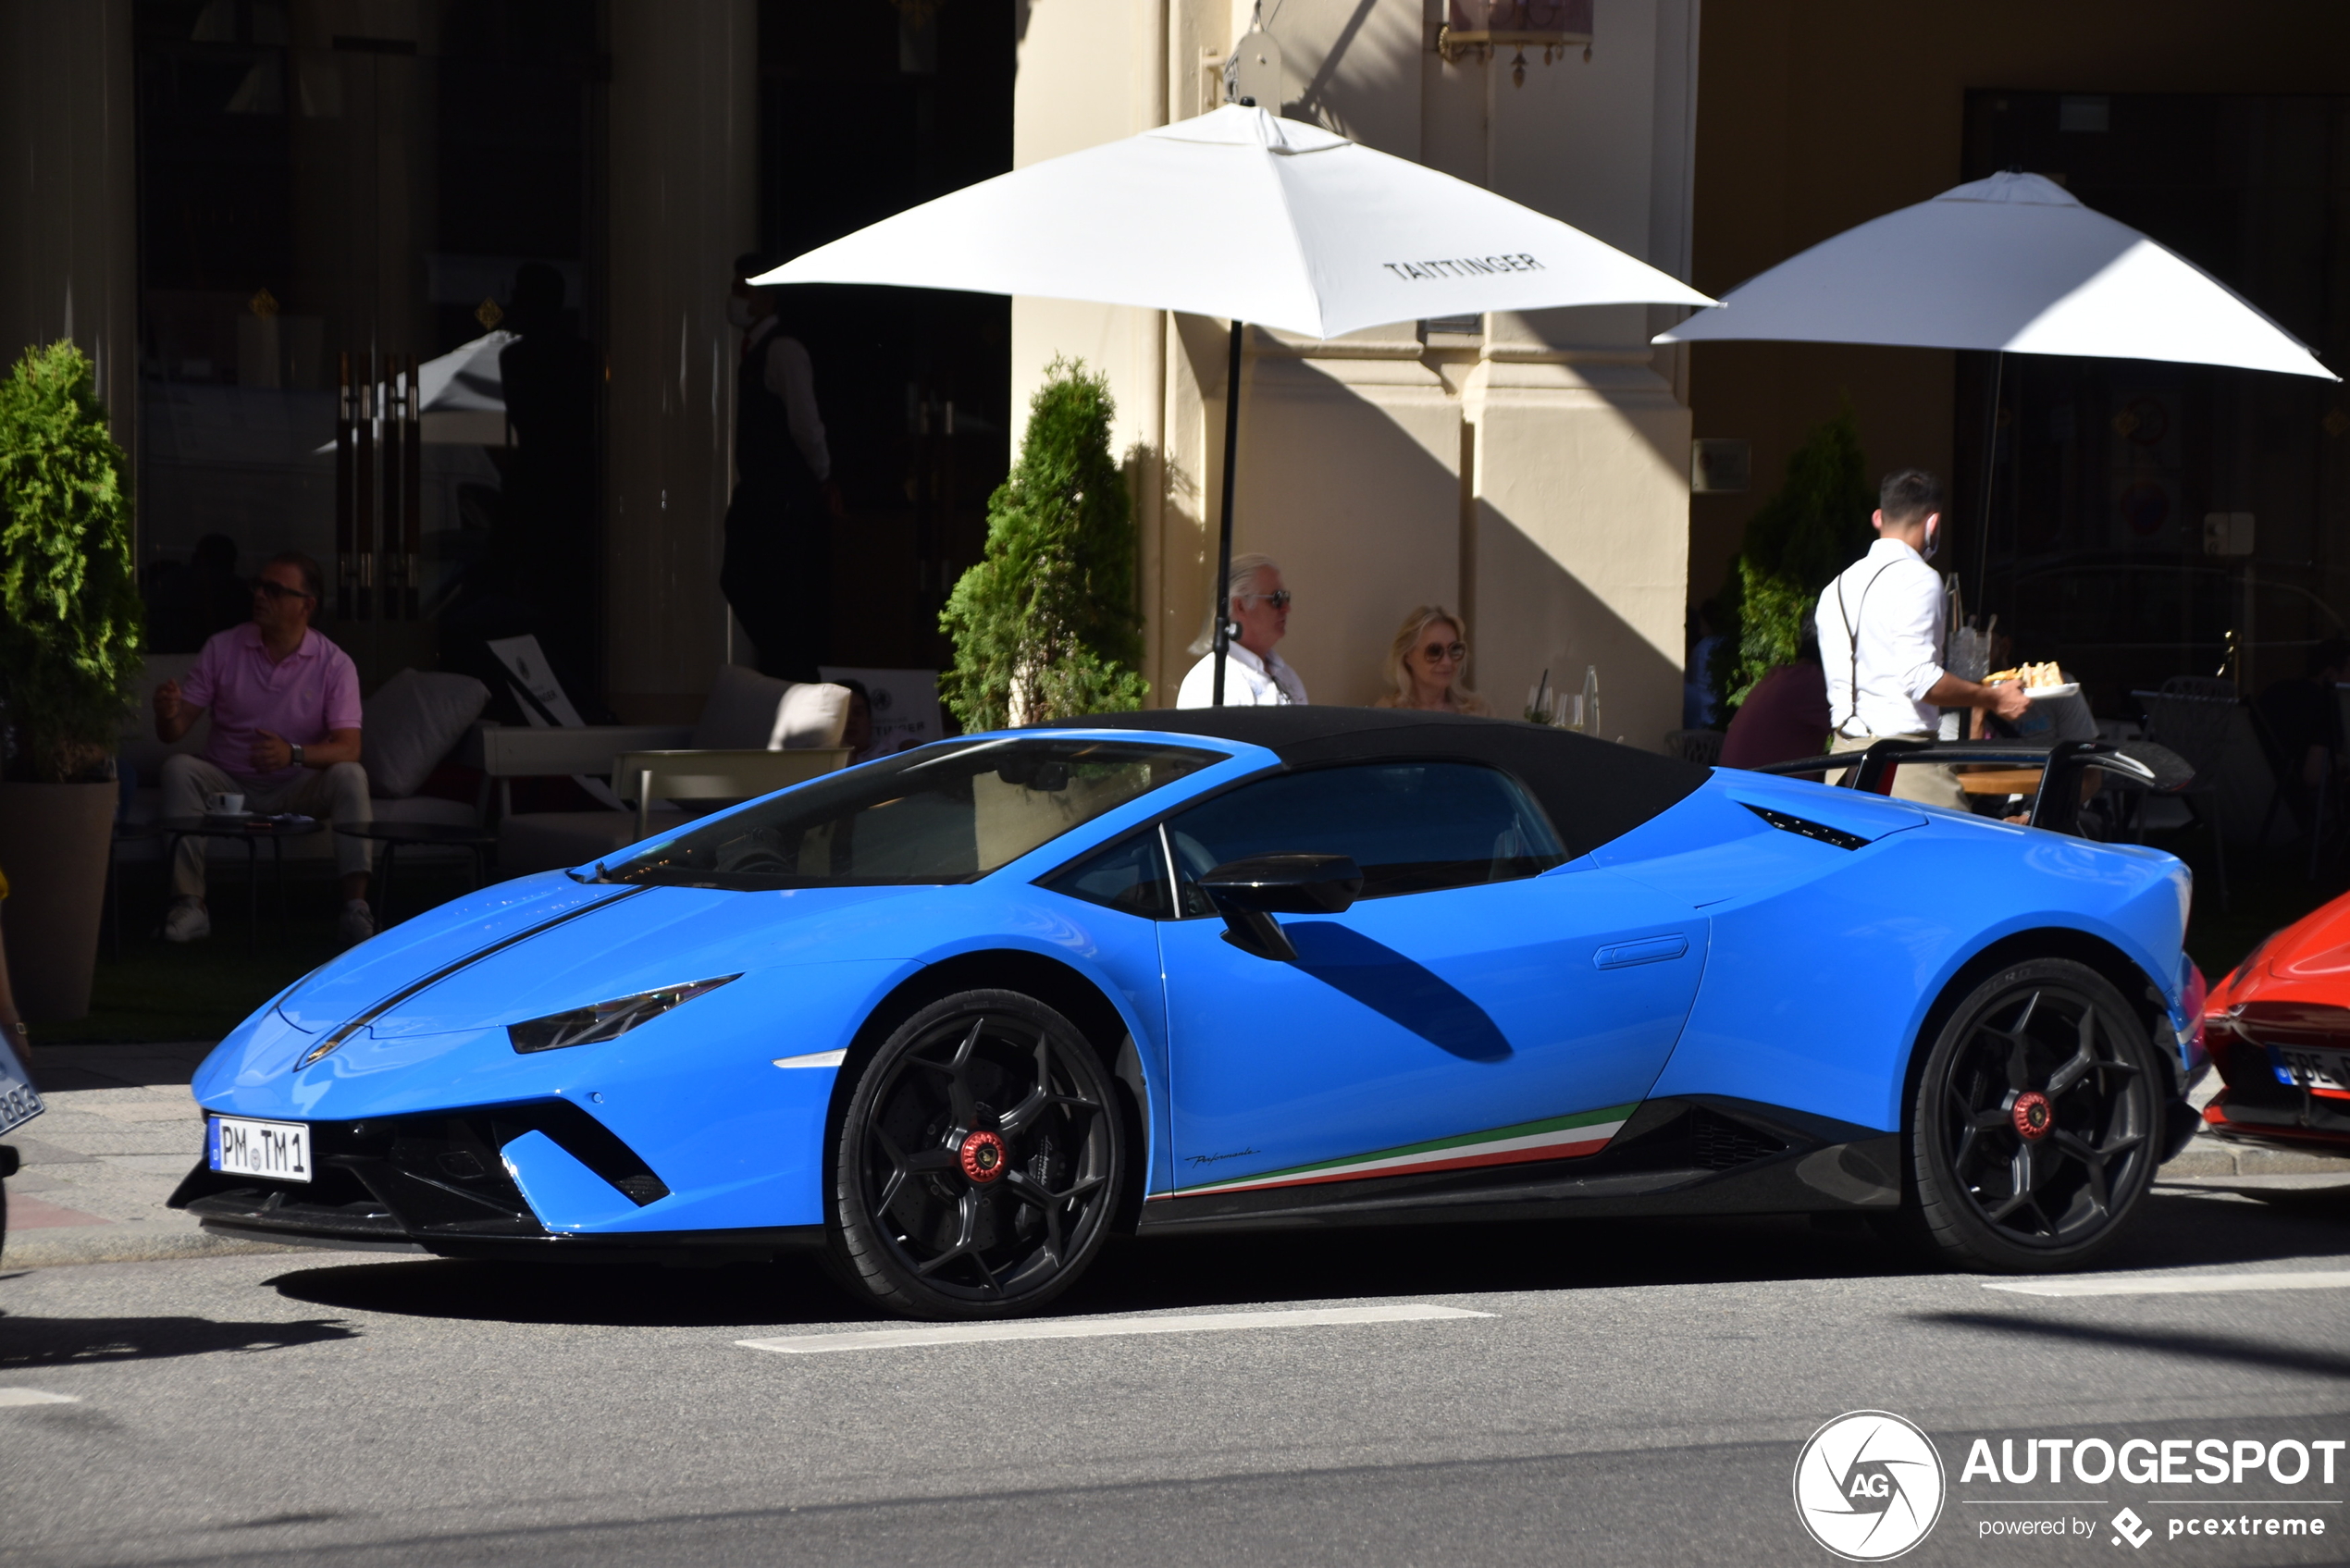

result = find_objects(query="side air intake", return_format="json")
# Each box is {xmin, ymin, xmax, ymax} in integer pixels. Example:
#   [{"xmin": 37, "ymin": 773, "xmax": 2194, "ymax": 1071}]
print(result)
[{"xmin": 1690, "ymin": 1108, "xmax": 1787, "ymax": 1171}]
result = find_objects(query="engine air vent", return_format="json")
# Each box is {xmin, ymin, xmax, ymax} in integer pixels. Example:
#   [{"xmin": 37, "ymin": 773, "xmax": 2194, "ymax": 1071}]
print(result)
[{"xmin": 1741, "ymin": 802, "xmax": 1868, "ymax": 851}]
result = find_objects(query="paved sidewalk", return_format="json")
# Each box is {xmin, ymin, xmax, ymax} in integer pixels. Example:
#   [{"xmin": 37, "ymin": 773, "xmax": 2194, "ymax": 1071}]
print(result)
[
  {"xmin": 2, "ymin": 1043, "xmax": 293, "ymax": 1268},
  {"xmin": 1, "ymin": 1043, "xmax": 2344, "ymax": 1270}
]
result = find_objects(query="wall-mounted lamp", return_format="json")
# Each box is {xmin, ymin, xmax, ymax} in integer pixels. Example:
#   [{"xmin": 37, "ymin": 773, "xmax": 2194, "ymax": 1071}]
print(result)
[
  {"xmin": 1437, "ymin": 0, "xmax": 1594, "ymax": 88},
  {"xmin": 1224, "ymin": 25, "xmax": 1283, "ymax": 109}
]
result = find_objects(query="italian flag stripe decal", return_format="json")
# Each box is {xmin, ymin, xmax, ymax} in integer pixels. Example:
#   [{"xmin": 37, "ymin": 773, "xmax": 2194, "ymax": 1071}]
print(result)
[{"xmin": 1169, "ymin": 1104, "xmax": 1639, "ymax": 1200}]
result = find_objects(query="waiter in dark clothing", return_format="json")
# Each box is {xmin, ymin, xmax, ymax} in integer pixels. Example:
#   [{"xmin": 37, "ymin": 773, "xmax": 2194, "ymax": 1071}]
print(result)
[{"xmin": 721, "ymin": 252, "xmax": 839, "ymax": 681}]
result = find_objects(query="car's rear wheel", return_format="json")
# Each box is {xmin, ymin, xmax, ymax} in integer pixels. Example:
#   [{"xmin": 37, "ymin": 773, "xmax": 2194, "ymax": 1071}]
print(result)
[
  {"xmin": 1908, "ymin": 958, "xmax": 2161, "ymax": 1272},
  {"xmin": 824, "ymin": 990, "xmax": 1123, "ymax": 1320}
]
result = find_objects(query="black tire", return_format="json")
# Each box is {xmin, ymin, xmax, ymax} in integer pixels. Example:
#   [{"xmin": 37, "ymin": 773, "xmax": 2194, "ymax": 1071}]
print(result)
[
  {"xmin": 824, "ymin": 990, "xmax": 1124, "ymax": 1320},
  {"xmin": 1907, "ymin": 957, "xmax": 2162, "ymax": 1272}
]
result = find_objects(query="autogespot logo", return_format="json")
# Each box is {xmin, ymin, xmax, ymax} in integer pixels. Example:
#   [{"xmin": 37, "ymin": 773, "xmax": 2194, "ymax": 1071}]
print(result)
[{"xmin": 1794, "ymin": 1411, "xmax": 1948, "ymax": 1561}]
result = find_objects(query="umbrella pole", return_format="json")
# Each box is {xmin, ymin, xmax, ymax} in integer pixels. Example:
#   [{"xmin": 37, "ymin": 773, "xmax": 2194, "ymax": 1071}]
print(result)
[
  {"xmin": 1973, "ymin": 349, "xmax": 2005, "ymax": 621},
  {"xmin": 1211, "ymin": 319, "xmax": 1244, "ymax": 707}
]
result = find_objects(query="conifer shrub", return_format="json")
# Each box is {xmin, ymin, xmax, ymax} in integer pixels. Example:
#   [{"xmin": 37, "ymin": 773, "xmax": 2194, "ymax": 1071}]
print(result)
[
  {"xmin": 941, "ymin": 359, "xmax": 1145, "ymax": 730},
  {"xmin": 1708, "ymin": 404, "xmax": 1875, "ymax": 712},
  {"xmin": 0, "ymin": 341, "xmax": 142, "ymax": 782}
]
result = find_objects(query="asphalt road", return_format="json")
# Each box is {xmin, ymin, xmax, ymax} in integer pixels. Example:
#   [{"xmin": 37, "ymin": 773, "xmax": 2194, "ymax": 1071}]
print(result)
[{"xmin": 4, "ymin": 1182, "xmax": 2348, "ymax": 1568}]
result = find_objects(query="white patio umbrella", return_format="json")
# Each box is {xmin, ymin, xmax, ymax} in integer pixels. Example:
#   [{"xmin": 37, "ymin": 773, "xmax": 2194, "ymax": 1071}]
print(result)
[
  {"xmin": 1652, "ymin": 170, "xmax": 2335, "ymax": 594},
  {"xmin": 310, "ymin": 330, "xmax": 515, "ymax": 453},
  {"xmin": 755, "ymin": 104, "xmax": 1712, "ymax": 702},
  {"xmin": 416, "ymin": 330, "xmax": 515, "ymax": 429},
  {"xmin": 1656, "ymin": 170, "xmax": 2331, "ymax": 373}
]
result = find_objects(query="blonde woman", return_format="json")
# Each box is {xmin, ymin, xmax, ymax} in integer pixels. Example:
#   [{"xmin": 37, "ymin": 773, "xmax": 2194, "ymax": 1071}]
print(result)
[{"xmin": 1375, "ymin": 606, "xmax": 1490, "ymax": 715}]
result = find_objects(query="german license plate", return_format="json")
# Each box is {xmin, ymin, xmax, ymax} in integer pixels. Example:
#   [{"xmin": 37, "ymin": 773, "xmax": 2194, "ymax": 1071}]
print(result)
[
  {"xmin": 207, "ymin": 1116, "xmax": 312, "ymax": 1182},
  {"xmin": 2276, "ymin": 1046, "xmax": 2350, "ymax": 1094}
]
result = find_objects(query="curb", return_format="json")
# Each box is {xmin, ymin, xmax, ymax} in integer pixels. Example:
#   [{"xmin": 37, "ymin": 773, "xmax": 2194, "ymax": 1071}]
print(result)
[{"xmin": 2156, "ymin": 1133, "xmax": 2350, "ymax": 1179}]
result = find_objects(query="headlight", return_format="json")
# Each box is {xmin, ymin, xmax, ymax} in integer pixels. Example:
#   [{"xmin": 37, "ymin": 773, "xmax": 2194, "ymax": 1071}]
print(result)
[{"xmin": 508, "ymin": 976, "xmax": 739, "ymax": 1055}]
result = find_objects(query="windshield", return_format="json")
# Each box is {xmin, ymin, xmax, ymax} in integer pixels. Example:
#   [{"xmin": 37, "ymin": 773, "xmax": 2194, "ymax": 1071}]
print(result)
[{"xmin": 587, "ymin": 736, "xmax": 1221, "ymax": 890}]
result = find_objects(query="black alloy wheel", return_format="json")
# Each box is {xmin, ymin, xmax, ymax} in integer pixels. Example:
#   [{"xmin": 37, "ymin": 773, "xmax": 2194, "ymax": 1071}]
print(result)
[
  {"xmin": 1908, "ymin": 958, "xmax": 2163, "ymax": 1272},
  {"xmin": 825, "ymin": 990, "xmax": 1124, "ymax": 1319}
]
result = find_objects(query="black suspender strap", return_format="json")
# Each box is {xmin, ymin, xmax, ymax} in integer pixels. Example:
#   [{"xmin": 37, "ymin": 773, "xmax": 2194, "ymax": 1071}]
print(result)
[{"xmin": 1835, "ymin": 562, "xmax": 1899, "ymax": 737}]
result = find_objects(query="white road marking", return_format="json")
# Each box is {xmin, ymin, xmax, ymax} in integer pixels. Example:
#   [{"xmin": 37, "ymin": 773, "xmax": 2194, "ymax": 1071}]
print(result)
[
  {"xmin": 738, "ymin": 1303, "xmax": 1491, "ymax": 1355},
  {"xmin": 772, "ymin": 1050, "xmax": 846, "ymax": 1069},
  {"xmin": 1985, "ymin": 1269, "xmax": 2350, "ymax": 1299},
  {"xmin": 0, "ymin": 1389, "xmax": 80, "ymax": 1407}
]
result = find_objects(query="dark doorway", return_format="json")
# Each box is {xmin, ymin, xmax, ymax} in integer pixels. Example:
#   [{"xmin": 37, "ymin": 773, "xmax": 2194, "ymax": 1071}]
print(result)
[
  {"xmin": 756, "ymin": 0, "xmax": 1016, "ymax": 675},
  {"xmin": 1961, "ymin": 91, "xmax": 2350, "ymax": 709},
  {"xmin": 133, "ymin": 0, "xmax": 605, "ymax": 698}
]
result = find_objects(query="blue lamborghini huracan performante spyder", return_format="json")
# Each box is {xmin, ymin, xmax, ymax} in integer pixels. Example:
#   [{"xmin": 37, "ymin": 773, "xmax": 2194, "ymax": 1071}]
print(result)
[{"xmin": 173, "ymin": 709, "xmax": 2207, "ymax": 1318}]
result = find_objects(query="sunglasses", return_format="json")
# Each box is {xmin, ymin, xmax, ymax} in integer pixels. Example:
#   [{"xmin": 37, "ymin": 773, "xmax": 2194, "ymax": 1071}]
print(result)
[
  {"xmin": 1420, "ymin": 641, "xmax": 1466, "ymax": 664},
  {"xmin": 1238, "ymin": 589, "xmax": 1292, "ymax": 611},
  {"xmin": 255, "ymin": 579, "xmax": 315, "ymax": 603}
]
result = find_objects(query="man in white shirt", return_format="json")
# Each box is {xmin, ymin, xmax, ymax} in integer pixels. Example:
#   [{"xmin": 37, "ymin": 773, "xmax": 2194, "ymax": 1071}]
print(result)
[
  {"xmin": 1177, "ymin": 553, "xmax": 1309, "ymax": 708},
  {"xmin": 1816, "ymin": 469, "xmax": 2027, "ymax": 809}
]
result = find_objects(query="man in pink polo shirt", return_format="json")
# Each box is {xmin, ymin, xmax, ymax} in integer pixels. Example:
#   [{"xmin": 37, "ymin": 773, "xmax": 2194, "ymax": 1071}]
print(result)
[{"xmin": 153, "ymin": 552, "xmax": 376, "ymax": 945}]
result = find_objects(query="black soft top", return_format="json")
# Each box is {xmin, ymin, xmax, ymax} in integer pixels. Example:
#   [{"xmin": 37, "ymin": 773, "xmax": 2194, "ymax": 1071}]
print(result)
[{"xmin": 1039, "ymin": 707, "xmax": 1709, "ymax": 858}]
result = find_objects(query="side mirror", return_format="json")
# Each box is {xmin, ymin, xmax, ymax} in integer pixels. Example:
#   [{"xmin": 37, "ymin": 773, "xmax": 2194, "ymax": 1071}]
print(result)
[{"xmin": 1196, "ymin": 853, "xmax": 1363, "ymax": 961}]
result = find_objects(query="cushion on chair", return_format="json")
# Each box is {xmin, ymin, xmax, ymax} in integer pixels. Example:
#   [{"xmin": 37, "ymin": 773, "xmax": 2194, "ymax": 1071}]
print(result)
[
  {"xmin": 693, "ymin": 665, "xmax": 795, "ymax": 750},
  {"xmin": 772, "ymin": 682, "xmax": 850, "ymax": 749},
  {"xmin": 363, "ymin": 670, "xmax": 492, "ymax": 798},
  {"xmin": 691, "ymin": 664, "xmax": 852, "ymax": 750}
]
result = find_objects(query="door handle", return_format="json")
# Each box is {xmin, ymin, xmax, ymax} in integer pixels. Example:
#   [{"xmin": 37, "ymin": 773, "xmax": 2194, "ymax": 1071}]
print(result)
[{"xmin": 1593, "ymin": 935, "xmax": 1688, "ymax": 969}]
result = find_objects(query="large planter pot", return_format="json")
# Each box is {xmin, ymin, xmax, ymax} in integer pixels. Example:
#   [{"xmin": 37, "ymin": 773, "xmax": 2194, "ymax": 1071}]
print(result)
[{"xmin": 0, "ymin": 781, "xmax": 116, "ymax": 1022}]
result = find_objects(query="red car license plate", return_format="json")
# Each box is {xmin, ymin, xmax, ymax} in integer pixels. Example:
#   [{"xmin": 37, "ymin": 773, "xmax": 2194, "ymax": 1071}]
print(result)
[{"xmin": 2276, "ymin": 1046, "xmax": 2350, "ymax": 1095}]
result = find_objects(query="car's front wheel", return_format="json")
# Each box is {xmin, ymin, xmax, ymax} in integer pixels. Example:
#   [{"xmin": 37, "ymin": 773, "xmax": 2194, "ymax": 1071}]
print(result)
[
  {"xmin": 824, "ymin": 990, "xmax": 1124, "ymax": 1319},
  {"xmin": 1908, "ymin": 958, "xmax": 2163, "ymax": 1272}
]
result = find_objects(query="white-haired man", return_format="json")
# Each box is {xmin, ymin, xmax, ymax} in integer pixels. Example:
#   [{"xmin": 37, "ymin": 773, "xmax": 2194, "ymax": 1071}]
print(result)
[{"xmin": 1177, "ymin": 553, "xmax": 1308, "ymax": 708}]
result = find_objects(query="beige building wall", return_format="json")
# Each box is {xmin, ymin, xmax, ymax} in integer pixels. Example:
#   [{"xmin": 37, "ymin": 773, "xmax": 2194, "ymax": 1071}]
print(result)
[{"xmin": 1011, "ymin": 0, "xmax": 1700, "ymax": 743}]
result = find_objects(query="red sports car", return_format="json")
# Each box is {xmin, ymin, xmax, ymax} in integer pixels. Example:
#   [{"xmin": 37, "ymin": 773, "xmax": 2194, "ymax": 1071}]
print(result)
[{"xmin": 2201, "ymin": 893, "xmax": 2350, "ymax": 1154}]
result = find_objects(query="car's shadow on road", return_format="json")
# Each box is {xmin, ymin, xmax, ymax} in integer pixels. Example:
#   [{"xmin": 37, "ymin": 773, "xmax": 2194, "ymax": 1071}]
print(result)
[{"xmin": 260, "ymin": 1180, "xmax": 2349, "ymax": 1330}]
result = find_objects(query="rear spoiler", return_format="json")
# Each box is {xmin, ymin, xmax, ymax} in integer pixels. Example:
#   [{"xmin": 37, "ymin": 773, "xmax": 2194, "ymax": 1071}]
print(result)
[{"xmin": 1735, "ymin": 739, "xmax": 2156, "ymax": 836}]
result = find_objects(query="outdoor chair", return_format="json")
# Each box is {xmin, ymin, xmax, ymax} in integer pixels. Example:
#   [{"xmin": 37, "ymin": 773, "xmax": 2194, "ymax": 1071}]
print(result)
[
  {"xmin": 614, "ymin": 747, "xmax": 852, "ymax": 839},
  {"xmin": 2132, "ymin": 689, "xmax": 2235, "ymax": 912},
  {"xmin": 2079, "ymin": 738, "xmax": 2192, "ymax": 845},
  {"xmin": 1662, "ymin": 729, "xmax": 1725, "ymax": 768},
  {"xmin": 2245, "ymin": 701, "xmax": 2337, "ymax": 880},
  {"xmin": 116, "ymin": 657, "xmax": 491, "ymax": 866},
  {"xmin": 2160, "ymin": 674, "xmax": 2239, "ymax": 702},
  {"xmin": 492, "ymin": 664, "xmax": 854, "ymax": 873}
]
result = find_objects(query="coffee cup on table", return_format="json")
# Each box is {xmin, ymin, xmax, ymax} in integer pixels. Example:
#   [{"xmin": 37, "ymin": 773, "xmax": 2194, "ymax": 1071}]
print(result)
[{"xmin": 205, "ymin": 792, "xmax": 245, "ymax": 816}]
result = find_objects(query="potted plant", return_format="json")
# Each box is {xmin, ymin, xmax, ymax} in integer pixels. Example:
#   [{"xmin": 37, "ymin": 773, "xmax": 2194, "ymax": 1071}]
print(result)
[
  {"xmin": 1706, "ymin": 403, "xmax": 1875, "ymax": 715},
  {"xmin": 0, "ymin": 341, "xmax": 142, "ymax": 1022},
  {"xmin": 940, "ymin": 358, "xmax": 1147, "ymax": 729}
]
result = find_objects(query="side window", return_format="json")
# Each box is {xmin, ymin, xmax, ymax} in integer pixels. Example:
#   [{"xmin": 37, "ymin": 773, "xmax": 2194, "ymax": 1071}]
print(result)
[
  {"xmin": 1038, "ymin": 828, "xmax": 1175, "ymax": 919},
  {"xmin": 1164, "ymin": 762, "xmax": 1566, "ymax": 910}
]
